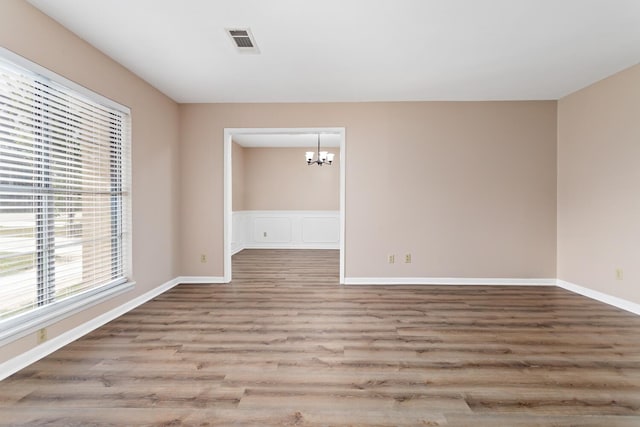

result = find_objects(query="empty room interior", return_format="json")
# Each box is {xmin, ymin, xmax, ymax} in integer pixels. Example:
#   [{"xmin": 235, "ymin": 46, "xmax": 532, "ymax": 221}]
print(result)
[{"xmin": 0, "ymin": 0, "xmax": 639, "ymax": 425}]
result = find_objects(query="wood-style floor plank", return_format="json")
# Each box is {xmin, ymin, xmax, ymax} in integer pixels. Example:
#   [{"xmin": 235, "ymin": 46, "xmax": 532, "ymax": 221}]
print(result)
[{"xmin": 2, "ymin": 249, "xmax": 640, "ymax": 426}]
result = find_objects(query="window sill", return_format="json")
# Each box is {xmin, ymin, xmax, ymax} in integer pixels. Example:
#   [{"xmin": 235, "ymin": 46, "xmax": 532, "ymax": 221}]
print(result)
[{"xmin": 0, "ymin": 281, "xmax": 135, "ymax": 347}]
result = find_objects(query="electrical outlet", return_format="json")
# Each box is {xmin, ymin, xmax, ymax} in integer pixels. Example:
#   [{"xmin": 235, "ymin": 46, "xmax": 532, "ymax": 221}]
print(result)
[
  {"xmin": 263, "ymin": 231, "xmax": 267, "ymax": 237},
  {"xmin": 37, "ymin": 328, "xmax": 47, "ymax": 344},
  {"xmin": 200, "ymin": 254, "xmax": 207, "ymax": 263},
  {"xmin": 388, "ymin": 254, "xmax": 395, "ymax": 264},
  {"xmin": 405, "ymin": 253, "xmax": 412, "ymax": 263},
  {"xmin": 616, "ymin": 268, "xmax": 623, "ymax": 280}
]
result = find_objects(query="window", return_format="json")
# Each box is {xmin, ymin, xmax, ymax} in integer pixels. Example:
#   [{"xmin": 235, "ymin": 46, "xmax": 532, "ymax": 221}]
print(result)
[{"xmin": 0, "ymin": 49, "xmax": 132, "ymax": 339}]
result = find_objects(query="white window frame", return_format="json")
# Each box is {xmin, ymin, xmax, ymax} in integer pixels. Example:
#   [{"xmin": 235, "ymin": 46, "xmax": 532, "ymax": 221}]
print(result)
[{"xmin": 0, "ymin": 48, "xmax": 134, "ymax": 346}]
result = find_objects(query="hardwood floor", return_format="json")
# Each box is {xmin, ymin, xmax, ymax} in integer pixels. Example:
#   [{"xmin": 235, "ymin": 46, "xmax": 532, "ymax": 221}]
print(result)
[{"xmin": 2, "ymin": 249, "xmax": 640, "ymax": 426}]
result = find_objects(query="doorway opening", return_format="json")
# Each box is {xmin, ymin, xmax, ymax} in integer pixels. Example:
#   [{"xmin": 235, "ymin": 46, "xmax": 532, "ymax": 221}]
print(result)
[{"xmin": 223, "ymin": 127, "xmax": 346, "ymax": 284}]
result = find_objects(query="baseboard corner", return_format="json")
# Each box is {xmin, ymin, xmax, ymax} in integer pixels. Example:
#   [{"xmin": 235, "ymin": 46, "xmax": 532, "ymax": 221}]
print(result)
[{"xmin": 556, "ymin": 279, "xmax": 640, "ymax": 316}]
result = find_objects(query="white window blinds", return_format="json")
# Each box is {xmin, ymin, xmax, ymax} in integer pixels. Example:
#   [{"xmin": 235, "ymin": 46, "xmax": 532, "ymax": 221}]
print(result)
[{"xmin": 0, "ymin": 52, "xmax": 131, "ymax": 324}]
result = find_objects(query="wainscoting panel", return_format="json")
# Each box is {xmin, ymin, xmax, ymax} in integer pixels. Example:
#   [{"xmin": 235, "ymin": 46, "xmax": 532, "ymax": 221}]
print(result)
[
  {"xmin": 302, "ymin": 217, "xmax": 340, "ymax": 243},
  {"xmin": 232, "ymin": 210, "xmax": 339, "ymax": 252},
  {"xmin": 254, "ymin": 217, "xmax": 292, "ymax": 243}
]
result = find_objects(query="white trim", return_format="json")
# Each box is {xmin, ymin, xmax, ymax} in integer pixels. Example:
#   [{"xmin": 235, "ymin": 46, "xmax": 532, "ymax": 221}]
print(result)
[
  {"xmin": 175, "ymin": 276, "xmax": 226, "ymax": 284},
  {"xmin": 339, "ymin": 129, "xmax": 346, "ymax": 284},
  {"xmin": 556, "ymin": 279, "xmax": 640, "ymax": 316},
  {"xmin": 224, "ymin": 127, "xmax": 346, "ymax": 285},
  {"xmin": 0, "ymin": 47, "xmax": 135, "ymax": 345},
  {"xmin": 223, "ymin": 129, "xmax": 232, "ymax": 283},
  {"xmin": 344, "ymin": 277, "xmax": 557, "ymax": 286},
  {"xmin": 0, "ymin": 281, "xmax": 134, "ymax": 347},
  {"xmin": 0, "ymin": 277, "xmax": 182, "ymax": 382},
  {"xmin": 0, "ymin": 47, "xmax": 129, "ymax": 114}
]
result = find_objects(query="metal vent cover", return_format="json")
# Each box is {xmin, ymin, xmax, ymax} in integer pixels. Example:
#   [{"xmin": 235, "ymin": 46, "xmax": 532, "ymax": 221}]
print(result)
[{"xmin": 226, "ymin": 28, "xmax": 260, "ymax": 53}]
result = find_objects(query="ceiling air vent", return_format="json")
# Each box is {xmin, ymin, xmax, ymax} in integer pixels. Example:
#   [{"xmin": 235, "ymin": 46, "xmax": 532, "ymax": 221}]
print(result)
[{"xmin": 226, "ymin": 28, "xmax": 260, "ymax": 54}]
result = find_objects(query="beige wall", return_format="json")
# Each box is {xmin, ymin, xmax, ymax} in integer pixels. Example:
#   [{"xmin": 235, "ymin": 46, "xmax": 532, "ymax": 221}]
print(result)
[
  {"xmin": 240, "ymin": 147, "xmax": 340, "ymax": 211},
  {"xmin": 232, "ymin": 142, "xmax": 245, "ymax": 211},
  {"xmin": 0, "ymin": 1, "xmax": 180, "ymax": 362},
  {"xmin": 179, "ymin": 101, "xmax": 557, "ymax": 278},
  {"xmin": 557, "ymin": 64, "xmax": 640, "ymax": 304}
]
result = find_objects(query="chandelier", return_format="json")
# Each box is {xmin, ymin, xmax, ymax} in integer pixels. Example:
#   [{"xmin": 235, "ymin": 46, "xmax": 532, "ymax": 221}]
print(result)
[{"xmin": 305, "ymin": 134, "xmax": 334, "ymax": 166}]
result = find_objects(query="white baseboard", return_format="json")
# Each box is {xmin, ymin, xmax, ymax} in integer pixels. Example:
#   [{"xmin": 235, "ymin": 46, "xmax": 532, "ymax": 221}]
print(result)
[
  {"xmin": 556, "ymin": 279, "xmax": 640, "ymax": 316},
  {"xmin": 0, "ymin": 277, "xmax": 182, "ymax": 382},
  {"xmin": 176, "ymin": 276, "xmax": 227, "ymax": 284},
  {"xmin": 344, "ymin": 277, "xmax": 556, "ymax": 286}
]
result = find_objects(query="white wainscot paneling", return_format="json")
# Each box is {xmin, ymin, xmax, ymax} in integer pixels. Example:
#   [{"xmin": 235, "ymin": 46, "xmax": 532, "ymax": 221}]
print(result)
[
  {"xmin": 232, "ymin": 211, "xmax": 339, "ymax": 252},
  {"xmin": 302, "ymin": 217, "xmax": 340, "ymax": 243}
]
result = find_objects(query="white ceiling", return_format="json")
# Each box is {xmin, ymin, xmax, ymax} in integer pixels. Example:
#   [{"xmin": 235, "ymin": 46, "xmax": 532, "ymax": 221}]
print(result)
[
  {"xmin": 28, "ymin": 0, "xmax": 640, "ymax": 103},
  {"xmin": 232, "ymin": 133, "xmax": 340, "ymax": 148}
]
